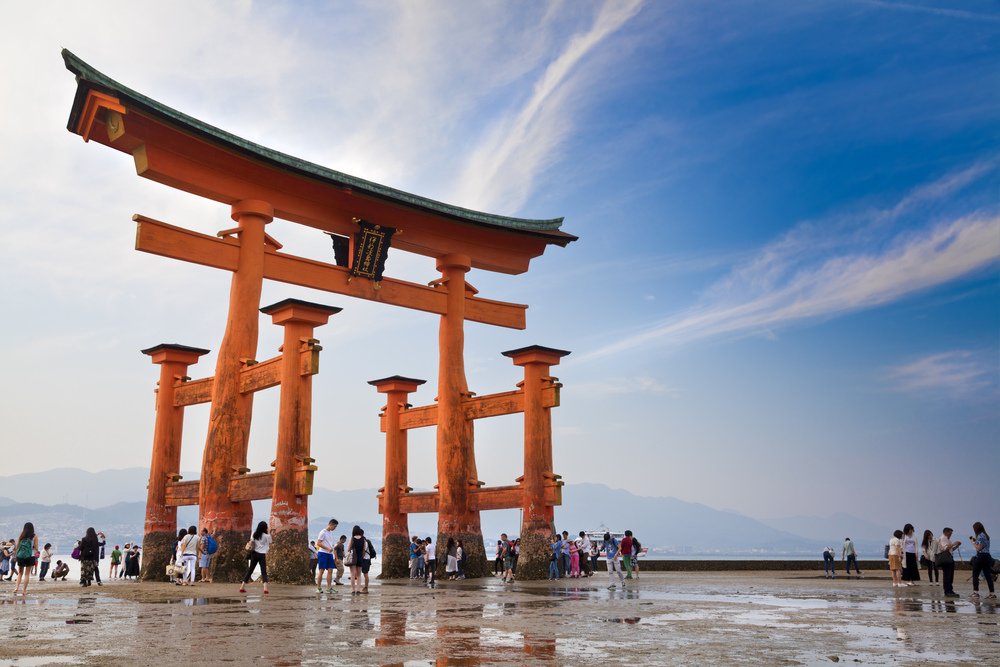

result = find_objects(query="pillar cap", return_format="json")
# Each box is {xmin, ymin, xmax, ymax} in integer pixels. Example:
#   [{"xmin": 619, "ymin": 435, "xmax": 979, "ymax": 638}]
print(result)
[
  {"xmin": 368, "ymin": 375, "xmax": 426, "ymax": 393},
  {"xmin": 435, "ymin": 253, "xmax": 472, "ymax": 272},
  {"xmin": 261, "ymin": 298, "xmax": 342, "ymax": 326},
  {"xmin": 501, "ymin": 345, "xmax": 571, "ymax": 366},
  {"xmin": 230, "ymin": 199, "xmax": 274, "ymax": 222},
  {"xmin": 141, "ymin": 343, "xmax": 210, "ymax": 365}
]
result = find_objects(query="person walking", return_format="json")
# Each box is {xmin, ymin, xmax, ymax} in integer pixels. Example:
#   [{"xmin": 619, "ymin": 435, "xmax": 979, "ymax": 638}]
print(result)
[
  {"xmin": 921, "ymin": 530, "xmax": 939, "ymax": 585},
  {"xmin": 604, "ymin": 532, "xmax": 625, "ymax": 590},
  {"xmin": 239, "ymin": 521, "xmax": 271, "ymax": 595},
  {"xmin": 315, "ymin": 519, "xmax": 339, "ymax": 593},
  {"xmin": 970, "ymin": 521, "xmax": 996, "ymax": 600},
  {"xmin": 180, "ymin": 526, "xmax": 198, "ymax": 586},
  {"xmin": 334, "ymin": 535, "xmax": 347, "ymax": 586},
  {"xmin": 842, "ymin": 537, "xmax": 861, "ymax": 577},
  {"xmin": 937, "ymin": 528, "xmax": 961, "ymax": 597},
  {"xmin": 347, "ymin": 525, "xmax": 366, "ymax": 595},
  {"xmin": 360, "ymin": 533, "xmax": 376, "ymax": 593},
  {"xmin": 823, "ymin": 546, "xmax": 836, "ymax": 579},
  {"xmin": 38, "ymin": 543, "xmax": 53, "ymax": 582},
  {"xmin": 80, "ymin": 527, "xmax": 101, "ymax": 587},
  {"xmin": 499, "ymin": 534, "xmax": 514, "ymax": 583},
  {"xmin": 632, "ymin": 534, "xmax": 642, "ymax": 578},
  {"xmin": 621, "ymin": 531, "xmax": 635, "ymax": 580},
  {"xmin": 901, "ymin": 524, "xmax": 920, "ymax": 584},
  {"xmin": 13, "ymin": 522, "xmax": 38, "ymax": 596},
  {"xmin": 424, "ymin": 537, "xmax": 437, "ymax": 588}
]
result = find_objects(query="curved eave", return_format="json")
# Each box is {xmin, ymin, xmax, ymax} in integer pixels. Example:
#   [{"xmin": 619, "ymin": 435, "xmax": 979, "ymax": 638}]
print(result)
[{"xmin": 62, "ymin": 49, "xmax": 576, "ymax": 246}]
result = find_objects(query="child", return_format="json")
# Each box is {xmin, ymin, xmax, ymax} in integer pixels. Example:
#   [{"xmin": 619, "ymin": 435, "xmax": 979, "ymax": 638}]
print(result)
[{"xmin": 888, "ymin": 529, "xmax": 905, "ymax": 588}]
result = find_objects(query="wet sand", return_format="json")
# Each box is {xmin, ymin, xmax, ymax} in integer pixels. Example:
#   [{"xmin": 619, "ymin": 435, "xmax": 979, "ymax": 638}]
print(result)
[{"xmin": 1, "ymin": 571, "xmax": 997, "ymax": 665}]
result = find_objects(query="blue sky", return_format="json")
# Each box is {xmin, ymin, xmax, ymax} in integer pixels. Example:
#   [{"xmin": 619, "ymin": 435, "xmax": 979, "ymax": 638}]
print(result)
[{"xmin": 0, "ymin": 1, "xmax": 997, "ymax": 533}]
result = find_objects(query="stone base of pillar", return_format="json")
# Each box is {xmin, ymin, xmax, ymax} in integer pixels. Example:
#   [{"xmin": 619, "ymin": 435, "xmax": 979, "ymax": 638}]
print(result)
[
  {"xmin": 268, "ymin": 528, "xmax": 312, "ymax": 584},
  {"xmin": 139, "ymin": 530, "xmax": 177, "ymax": 582},
  {"xmin": 378, "ymin": 533, "xmax": 412, "ymax": 579},
  {"xmin": 514, "ymin": 520, "xmax": 555, "ymax": 580},
  {"xmin": 435, "ymin": 530, "xmax": 489, "ymax": 579},
  {"xmin": 210, "ymin": 529, "xmax": 259, "ymax": 583}
]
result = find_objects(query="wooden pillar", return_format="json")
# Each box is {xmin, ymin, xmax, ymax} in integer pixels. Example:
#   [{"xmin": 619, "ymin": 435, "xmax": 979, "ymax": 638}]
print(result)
[
  {"xmin": 369, "ymin": 375, "xmax": 425, "ymax": 578},
  {"xmin": 199, "ymin": 199, "xmax": 272, "ymax": 582},
  {"xmin": 140, "ymin": 343, "xmax": 209, "ymax": 581},
  {"xmin": 434, "ymin": 253, "xmax": 487, "ymax": 577},
  {"xmin": 503, "ymin": 345, "xmax": 570, "ymax": 579},
  {"xmin": 262, "ymin": 298, "xmax": 340, "ymax": 583}
]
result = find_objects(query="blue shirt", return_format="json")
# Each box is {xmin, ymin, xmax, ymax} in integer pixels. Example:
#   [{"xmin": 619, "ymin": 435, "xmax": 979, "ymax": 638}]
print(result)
[
  {"xmin": 975, "ymin": 533, "xmax": 991, "ymax": 555},
  {"xmin": 552, "ymin": 540, "xmax": 562, "ymax": 557},
  {"xmin": 561, "ymin": 538, "xmax": 570, "ymax": 555},
  {"xmin": 605, "ymin": 538, "xmax": 619, "ymax": 559}
]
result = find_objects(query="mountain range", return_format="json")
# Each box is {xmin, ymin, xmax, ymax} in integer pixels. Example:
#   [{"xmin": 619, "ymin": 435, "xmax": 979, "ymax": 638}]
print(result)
[{"xmin": 0, "ymin": 468, "xmax": 893, "ymax": 557}]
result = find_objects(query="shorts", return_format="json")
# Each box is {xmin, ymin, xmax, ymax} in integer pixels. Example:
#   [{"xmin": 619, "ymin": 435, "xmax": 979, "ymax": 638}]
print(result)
[
  {"xmin": 888, "ymin": 555, "xmax": 902, "ymax": 571},
  {"xmin": 199, "ymin": 554, "xmax": 211, "ymax": 568},
  {"xmin": 504, "ymin": 556, "xmax": 514, "ymax": 570},
  {"xmin": 317, "ymin": 552, "xmax": 335, "ymax": 570},
  {"xmin": 17, "ymin": 557, "xmax": 37, "ymax": 568},
  {"xmin": 361, "ymin": 559, "xmax": 371, "ymax": 574}
]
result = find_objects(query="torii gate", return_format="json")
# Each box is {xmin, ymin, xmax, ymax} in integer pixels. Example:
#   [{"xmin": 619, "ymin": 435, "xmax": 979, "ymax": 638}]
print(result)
[{"xmin": 62, "ymin": 50, "xmax": 576, "ymax": 582}]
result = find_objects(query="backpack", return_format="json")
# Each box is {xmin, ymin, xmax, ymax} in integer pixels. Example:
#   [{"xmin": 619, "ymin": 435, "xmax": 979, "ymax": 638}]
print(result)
[
  {"xmin": 883, "ymin": 544, "xmax": 890, "ymax": 559},
  {"xmin": 633, "ymin": 538, "xmax": 642, "ymax": 552},
  {"xmin": 71, "ymin": 546, "xmax": 82, "ymax": 560},
  {"xmin": 16, "ymin": 539, "xmax": 33, "ymax": 560},
  {"xmin": 205, "ymin": 535, "xmax": 218, "ymax": 555},
  {"xmin": 367, "ymin": 539, "xmax": 377, "ymax": 559}
]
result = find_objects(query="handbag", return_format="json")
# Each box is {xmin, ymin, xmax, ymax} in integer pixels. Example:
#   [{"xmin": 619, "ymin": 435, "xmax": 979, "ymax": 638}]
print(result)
[
  {"xmin": 344, "ymin": 547, "xmax": 356, "ymax": 566},
  {"xmin": 244, "ymin": 539, "xmax": 254, "ymax": 553},
  {"xmin": 165, "ymin": 563, "xmax": 185, "ymax": 577},
  {"xmin": 935, "ymin": 549, "xmax": 954, "ymax": 566}
]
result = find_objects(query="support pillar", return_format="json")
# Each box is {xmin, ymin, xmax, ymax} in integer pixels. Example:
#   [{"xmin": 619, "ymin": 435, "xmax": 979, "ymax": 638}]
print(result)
[
  {"xmin": 503, "ymin": 345, "xmax": 570, "ymax": 579},
  {"xmin": 262, "ymin": 298, "xmax": 341, "ymax": 583},
  {"xmin": 369, "ymin": 375, "xmax": 425, "ymax": 578},
  {"xmin": 140, "ymin": 344, "xmax": 209, "ymax": 581},
  {"xmin": 434, "ymin": 253, "xmax": 488, "ymax": 577},
  {"xmin": 200, "ymin": 199, "xmax": 272, "ymax": 582}
]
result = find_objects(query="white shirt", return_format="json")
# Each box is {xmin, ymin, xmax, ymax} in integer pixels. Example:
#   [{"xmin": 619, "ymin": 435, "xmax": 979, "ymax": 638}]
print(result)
[
  {"xmin": 888, "ymin": 536, "xmax": 903, "ymax": 556},
  {"xmin": 578, "ymin": 537, "xmax": 591, "ymax": 554},
  {"xmin": 316, "ymin": 529, "xmax": 337, "ymax": 553},
  {"xmin": 253, "ymin": 533, "xmax": 272, "ymax": 554},
  {"xmin": 308, "ymin": 543, "xmax": 318, "ymax": 557},
  {"xmin": 41, "ymin": 547, "xmax": 53, "ymax": 563},
  {"xmin": 181, "ymin": 534, "xmax": 198, "ymax": 556},
  {"xmin": 425, "ymin": 543, "xmax": 436, "ymax": 560}
]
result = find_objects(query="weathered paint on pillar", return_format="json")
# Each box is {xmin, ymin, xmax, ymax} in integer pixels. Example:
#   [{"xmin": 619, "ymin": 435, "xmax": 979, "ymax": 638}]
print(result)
[
  {"xmin": 140, "ymin": 344, "xmax": 209, "ymax": 581},
  {"xmin": 369, "ymin": 375, "xmax": 425, "ymax": 578},
  {"xmin": 200, "ymin": 199, "xmax": 272, "ymax": 582},
  {"xmin": 434, "ymin": 253, "xmax": 488, "ymax": 577},
  {"xmin": 504, "ymin": 345, "xmax": 570, "ymax": 580},
  {"xmin": 262, "ymin": 298, "xmax": 340, "ymax": 583}
]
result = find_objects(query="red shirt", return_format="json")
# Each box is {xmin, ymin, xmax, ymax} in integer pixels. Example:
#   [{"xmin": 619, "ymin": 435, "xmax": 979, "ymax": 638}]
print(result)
[{"xmin": 621, "ymin": 536, "xmax": 633, "ymax": 555}]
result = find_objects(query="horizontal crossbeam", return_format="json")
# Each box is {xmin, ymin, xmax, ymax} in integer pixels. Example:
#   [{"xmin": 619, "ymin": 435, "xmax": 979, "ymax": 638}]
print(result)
[
  {"xmin": 387, "ymin": 385, "xmax": 560, "ymax": 432},
  {"xmin": 391, "ymin": 481, "xmax": 562, "ymax": 515},
  {"xmin": 135, "ymin": 215, "xmax": 527, "ymax": 329},
  {"xmin": 172, "ymin": 347, "xmax": 319, "ymax": 407},
  {"xmin": 163, "ymin": 468, "xmax": 316, "ymax": 506}
]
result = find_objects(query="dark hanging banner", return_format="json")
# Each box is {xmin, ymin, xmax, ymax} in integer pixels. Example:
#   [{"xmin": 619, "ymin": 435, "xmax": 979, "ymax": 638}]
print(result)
[
  {"xmin": 328, "ymin": 233, "xmax": 351, "ymax": 268},
  {"xmin": 350, "ymin": 219, "xmax": 396, "ymax": 282}
]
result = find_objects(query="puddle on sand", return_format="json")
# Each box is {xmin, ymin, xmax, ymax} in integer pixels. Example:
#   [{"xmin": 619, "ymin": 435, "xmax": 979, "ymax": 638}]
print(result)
[
  {"xmin": 0, "ymin": 658, "xmax": 82, "ymax": 666},
  {"xmin": 144, "ymin": 596, "xmax": 246, "ymax": 606}
]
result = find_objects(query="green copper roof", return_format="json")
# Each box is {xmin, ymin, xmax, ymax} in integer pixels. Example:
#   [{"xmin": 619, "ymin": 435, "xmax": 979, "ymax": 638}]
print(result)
[{"xmin": 62, "ymin": 50, "xmax": 575, "ymax": 243}]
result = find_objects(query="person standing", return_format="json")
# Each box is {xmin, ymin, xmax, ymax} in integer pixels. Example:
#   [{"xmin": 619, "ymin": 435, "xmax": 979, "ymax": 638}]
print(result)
[
  {"xmin": 456, "ymin": 540, "xmax": 466, "ymax": 580},
  {"xmin": 410, "ymin": 536, "xmax": 421, "ymax": 579},
  {"xmin": 315, "ymin": 519, "xmax": 339, "ymax": 593},
  {"xmin": 578, "ymin": 532, "xmax": 592, "ymax": 577},
  {"xmin": 198, "ymin": 528, "xmax": 217, "ymax": 583},
  {"xmin": 621, "ymin": 531, "xmax": 635, "ymax": 580},
  {"xmin": 823, "ymin": 546, "xmax": 836, "ymax": 579},
  {"xmin": 13, "ymin": 522, "xmax": 38, "ymax": 596},
  {"xmin": 499, "ymin": 534, "xmax": 514, "ymax": 583},
  {"xmin": 308, "ymin": 541, "xmax": 318, "ymax": 578},
  {"xmin": 334, "ymin": 535, "xmax": 347, "ymax": 586},
  {"xmin": 921, "ymin": 530, "xmax": 939, "ymax": 585},
  {"xmin": 494, "ymin": 537, "xmax": 504, "ymax": 576},
  {"xmin": 901, "ymin": 524, "xmax": 920, "ymax": 584},
  {"xmin": 970, "ymin": 522, "xmax": 996, "ymax": 600},
  {"xmin": 347, "ymin": 526, "xmax": 366, "ymax": 595},
  {"xmin": 239, "ymin": 521, "xmax": 271, "ymax": 595},
  {"xmin": 549, "ymin": 535, "xmax": 561, "ymax": 580},
  {"xmin": 424, "ymin": 537, "xmax": 437, "ymax": 588},
  {"xmin": 126, "ymin": 545, "xmax": 141, "ymax": 580},
  {"xmin": 80, "ymin": 527, "xmax": 101, "ymax": 587},
  {"xmin": 445, "ymin": 537, "xmax": 459, "ymax": 580},
  {"xmin": 38, "ymin": 543, "xmax": 53, "ymax": 582},
  {"xmin": 937, "ymin": 528, "xmax": 961, "ymax": 597},
  {"xmin": 590, "ymin": 538, "xmax": 600, "ymax": 576},
  {"xmin": 604, "ymin": 532, "xmax": 625, "ymax": 590},
  {"xmin": 180, "ymin": 526, "xmax": 198, "ymax": 586},
  {"xmin": 560, "ymin": 531, "xmax": 571, "ymax": 577},
  {"xmin": 569, "ymin": 537, "xmax": 581, "ymax": 578},
  {"xmin": 842, "ymin": 537, "xmax": 861, "ymax": 577},
  {"xmin": 109, "ymin": 545, "xmax": 122, "ymax": 579},
  {"xmin": 360, "ymin": 533, "xmax": 376, "ymax": 593}
]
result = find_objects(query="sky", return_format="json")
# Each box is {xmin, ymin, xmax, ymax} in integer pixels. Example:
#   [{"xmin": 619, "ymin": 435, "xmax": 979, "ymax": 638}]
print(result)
[{"xmin": 0, "ymin": 1, "xmax": 997, "ymax": 533}]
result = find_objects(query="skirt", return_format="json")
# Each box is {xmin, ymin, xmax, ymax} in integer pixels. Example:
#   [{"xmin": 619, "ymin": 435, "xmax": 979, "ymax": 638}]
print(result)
[{"xmin": 902, "ymin": 552, "xmax": 921, "ymax": 581}]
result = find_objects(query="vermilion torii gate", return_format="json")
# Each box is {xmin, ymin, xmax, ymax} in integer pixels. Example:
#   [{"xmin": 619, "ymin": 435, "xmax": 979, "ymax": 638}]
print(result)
[{"xmin": 62, "ymin": 50, "xmax": 576, "ymax": 581}]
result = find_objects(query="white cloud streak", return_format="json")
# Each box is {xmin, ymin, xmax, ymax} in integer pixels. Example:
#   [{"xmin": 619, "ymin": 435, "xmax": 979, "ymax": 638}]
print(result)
[
  {"xmin": 884, "ymin": 350, "xmax": 998, "ymax": 399},
  {"xmin": 583, "ymin": 167, "xmax": 1000, "ymax": 360}
]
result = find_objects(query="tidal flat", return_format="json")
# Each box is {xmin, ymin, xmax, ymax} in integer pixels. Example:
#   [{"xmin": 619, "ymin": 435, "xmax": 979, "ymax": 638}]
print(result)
[{"xmin": 1, "ymin": 571, "xmax": 998, "ymax": 665}]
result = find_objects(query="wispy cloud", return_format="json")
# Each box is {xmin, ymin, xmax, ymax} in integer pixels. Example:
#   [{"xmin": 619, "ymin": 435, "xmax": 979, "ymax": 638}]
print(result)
[
  {"xmin": 861, "ymin": 0, "xmax": 1000, "ymax": 23},
  {"xmin": 572, "ymin": 375, "xmax": 678, "ymax": 398},
  {"xmin": 583, "ymin": 166, "xmax": 1000, "ymax": 360},
  {"xmin": 451, "ymin": 0, "xmax": 645, "ymax": 212},
  {"xmin": 884, "ymin": 350, "xmax": 998, "ymax": 399}
]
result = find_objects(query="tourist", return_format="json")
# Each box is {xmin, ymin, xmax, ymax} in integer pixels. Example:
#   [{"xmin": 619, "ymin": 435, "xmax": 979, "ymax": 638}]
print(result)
[
  {"xmin": 50, "ymin": 560, "xmax": 70, "ymax": 581},
  {"xmin": 0, "ymin": 540, "xmax": 11, "ymax": 581},
  {"xmin": 125, "ymin": 544, "xmax": 141, "ymax": 580},
  {"xmin": 494, "ymin": 537, "xmax": 504, "ymax": 575},
  {"xmin": 842, "ymin": 537, "xmax": 861, "ymax": 577},
  {"xmin": 901, "ymin": 524, "xmax": 920, "ymax": 583},
  {"xmin": 171, "ymin": 528, "xmax": 188, "ymax": 585},
  {"xmin": 549, "ymin": 535, "xmax": 560, "ymax": 580},
  {"xmin": 348, "ymin": 525, "xmax": 366, "ymax": 595},
  {"xmin": 499, "ymin": 534, "xmax": 514, "ymax": 583},
  {"xmin": 119, "ymin": 543, "xmax": 131, "ymax": 578},
  {"xmin": 590, "ymin": 538, "xmax": 600, "ymax": 575},
  {"xmin": 410, "ymin": 536, "xmax": 422, "ymax": 579},
  {"xmin": 621, "ymin": 531, "xmax": 635, "ymax": 580},
  {"xmin": 334, "ymin": 535, "xmax": 346, "ymax": 585},
  {"xmin": 179, "ymin": 526, "xmax": 198, "ymax": 586},
  {"xmin": 921, "ymin": 530, "xmax": 939, "ymax": 585},
  {"xmin": 109, "ymin": 544, "xmax": 122, "ymax": 579},
  {"xmin": 80, "ymin": 527, "xmax": 101, "ymax": 587},
  {"xmin": 198, "ymin": 528, "xmax": 216, "ymax": 583},
  {"xmin": 445, "ymin": 537, "xmax": 459, "ymax": 580},
  {"xmin": 13, "ymin": 522, "xmax": 38, "ymax": 596},
  {"xmin": 456, "ymin": 540, "xmax": 466, "ymax": 579},
  {"xmin": 937, "ymin": 528, "xmax": 961, "ymax": 597},
  {"xmin": 512, "ymin": 538, "xmax": 521, "ymax": 574},
  {"xmin": 823, "ymin": 546, "xmax": 836, "ymax": 579},
  {"xmin": 560, "ymin": 531, "xmax": 571, "ymax": 577},
  {"xmin": 970, "ymin": 521, "xmax": 995, "ymax": 600},
  {"xmin": 239, "ymin": 521, "xmax": 271, "ymax": 595},
  {"xmin": 97, "ymin": 531, "xmax": 107, "ymax": 570},
  {"xmin": 577, "ymin": 531, "xmax": 593, "ymax": 577},
  {"xmin": 632, "ymin": 534, "xmax": 642, "ymax": 578},
  {"xmin": 604, "ymin": 532, "xmax": 625, "ymax": 590},
  {"xmin": 569, "ymin": 536, "xmax": 581, "ymax": 577},
  {"xmin": 304, "ymin": 540, "xmax": 316, "ymax": 577},
  {"xmin": 416, "ymin": 538, "xmax": 426, "ymax": 579},
  {"xmin": 315, "ymin": 519, "xmax": 339, "ymax": 593},
  {"xmin": 360, "ymin": 532, "xmax": 376, "ymax": 593},
  {"xmin": 888, "ymin": 529, "xmax": 904, "ymax": 588},
  {"xmin": 38, "ymin": 543, "xmax": 53, "ymax": 582},
  {"xmin": 424, "ymin": 537, "xmax": 437, "ymax": 588},
  {"xmin": 31, "ymin": 543, "xmax": 39, "ymax": 578}
]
